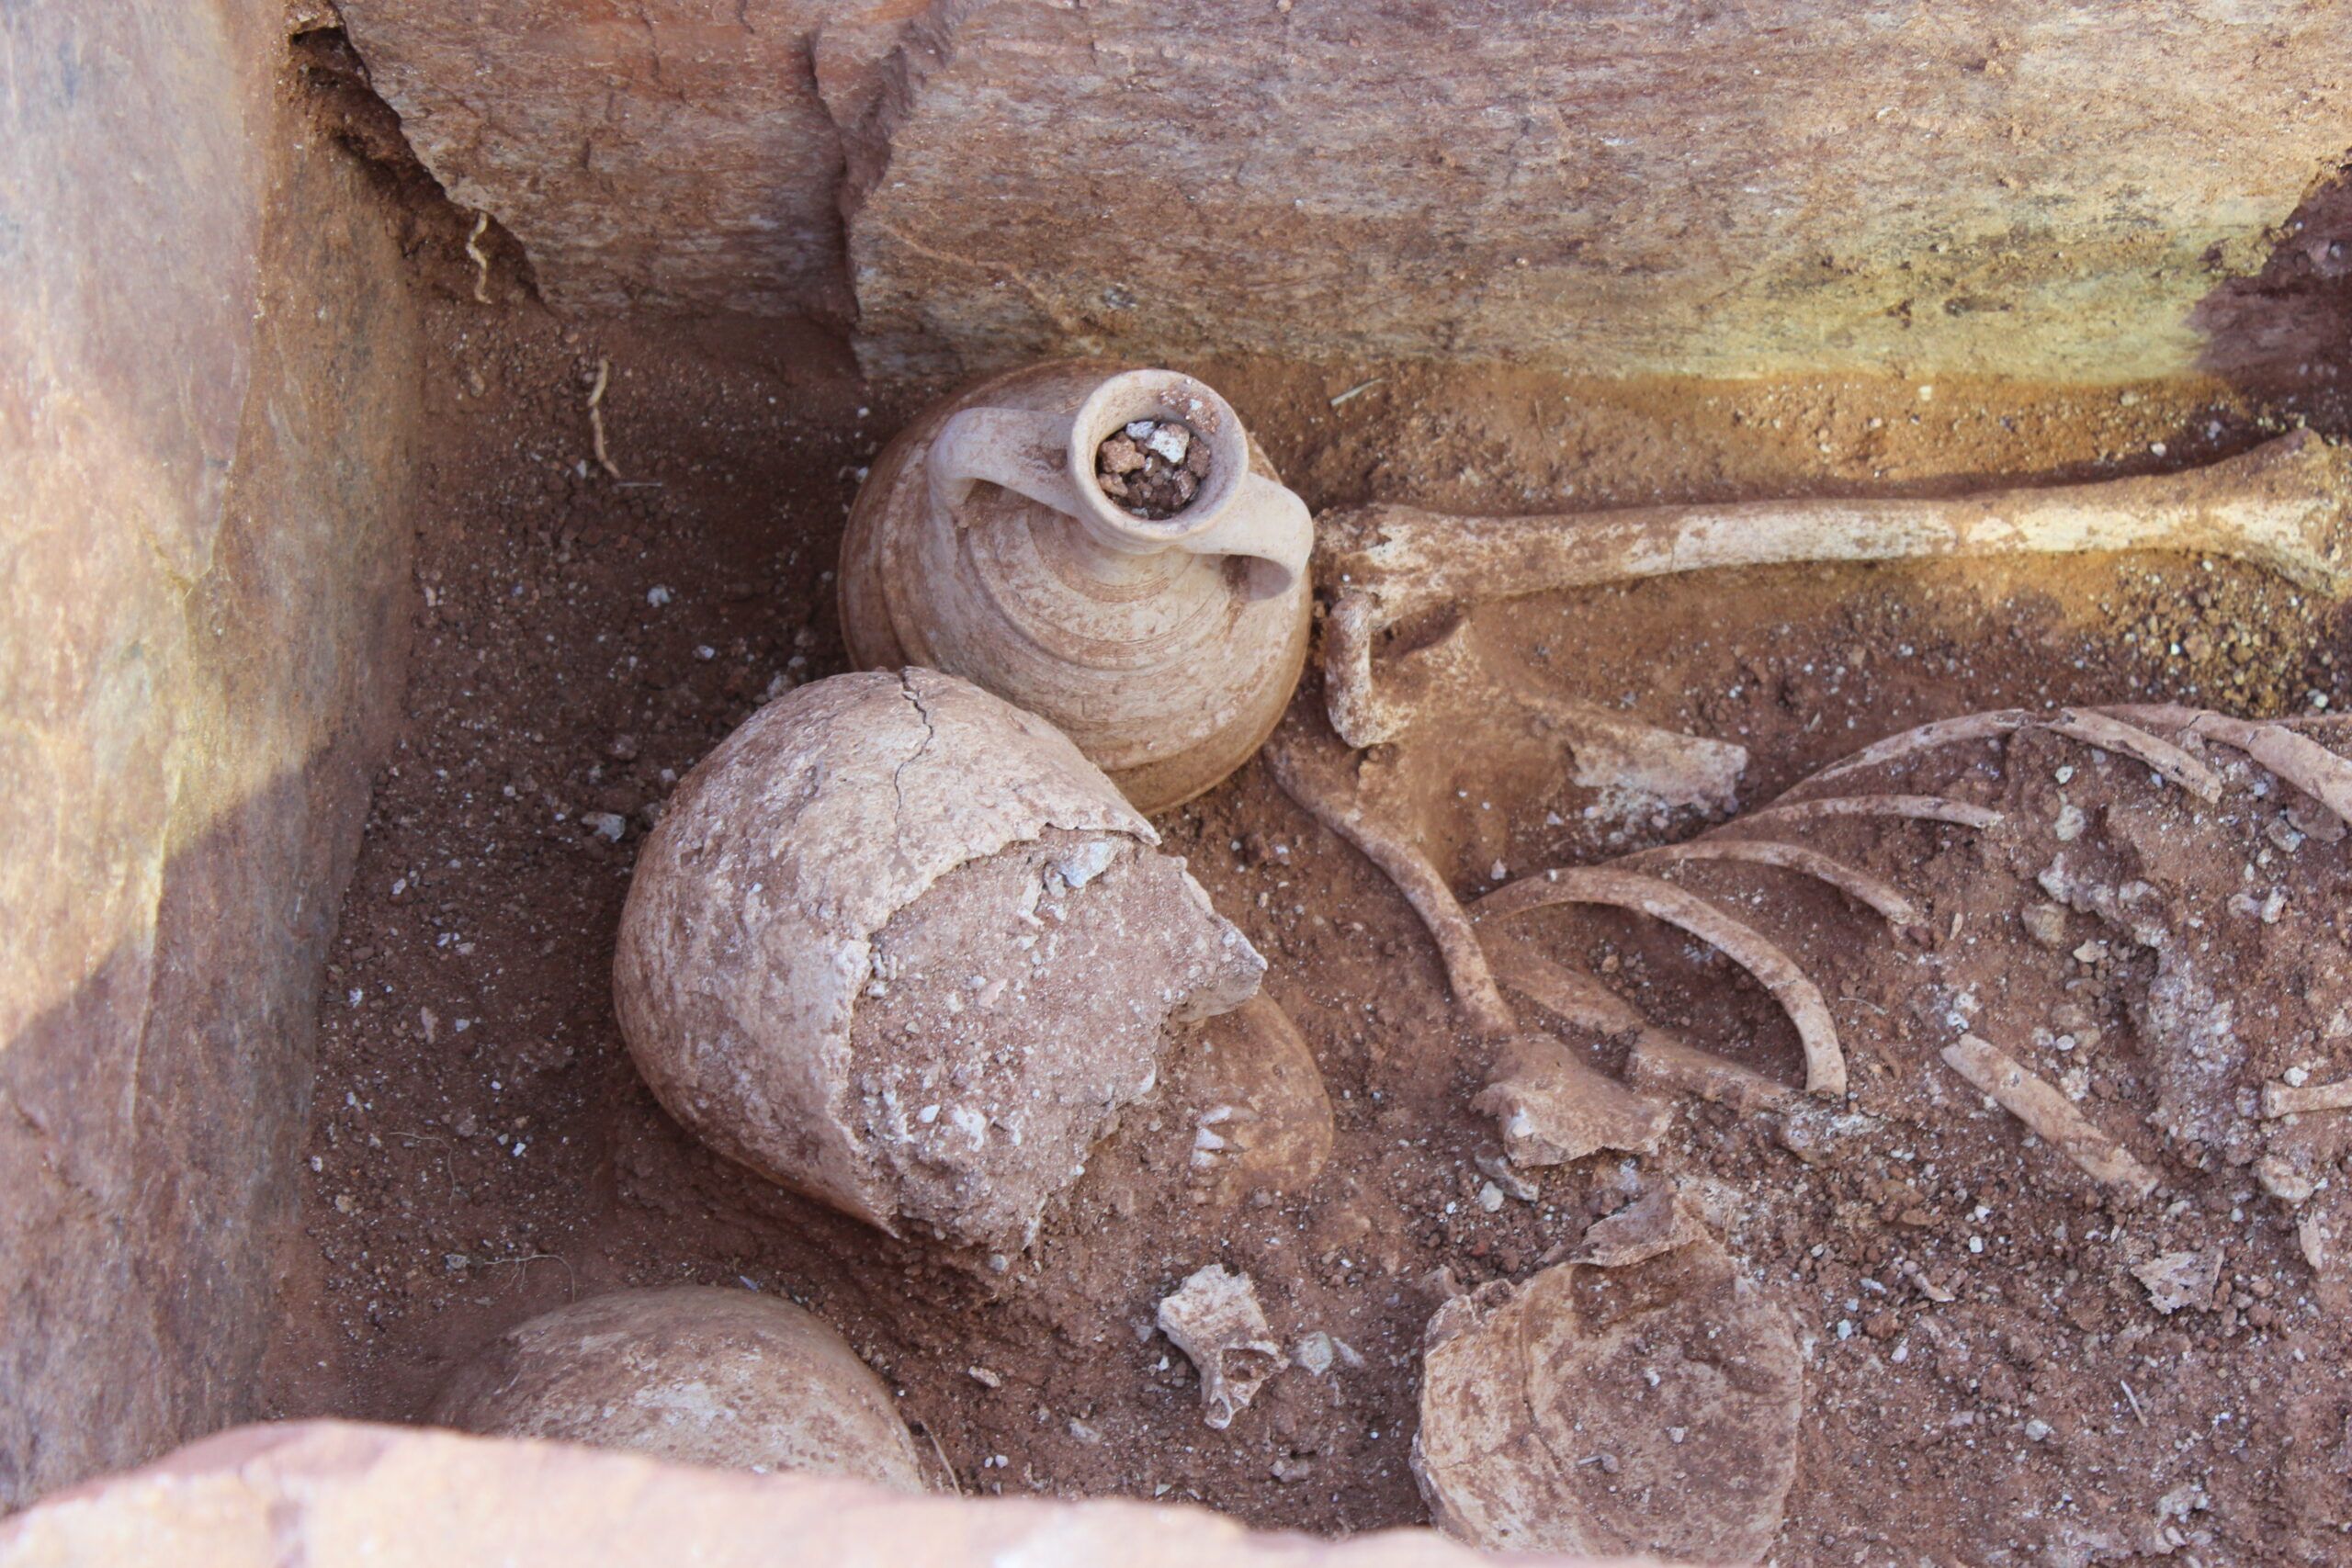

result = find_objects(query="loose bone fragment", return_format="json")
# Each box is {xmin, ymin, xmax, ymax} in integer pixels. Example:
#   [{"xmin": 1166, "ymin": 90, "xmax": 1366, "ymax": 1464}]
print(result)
[
  {"xmin": 1941, "ymin": 1034, "xmax": 2159, "ymax": 1199},
  {"xmin": 1474, "ymin": 1032, "xmax": 1670, "ymax": 1168},
  {"xmin": 2262, "ymin": 1076, "xmax": 2352, "ymax": 1118},
  {"xmin": 1157, "ymin": 1265, "xmax": 1286, "ymax": 1430},
  {"xmin": 1325, "ymin": 433, "xmax": 2352, "ymax": 747},
  {"xmin": 1475, "ymin": 934, "xmax": 1678, "ymax": 1160},
  {"xmin": 1569, "ymin": 1183, "xmax": 1703, "ymax": 1268},
  {"xmin": 1477, "ymin": 867, "xmax": 1847, "ymax": 1099}
]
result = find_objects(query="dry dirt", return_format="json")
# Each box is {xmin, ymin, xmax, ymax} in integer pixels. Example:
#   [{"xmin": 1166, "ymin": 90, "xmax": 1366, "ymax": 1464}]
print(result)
[{"xmin": 263, "ymin": 59, "xmax": 2352, "ymax": 1566}]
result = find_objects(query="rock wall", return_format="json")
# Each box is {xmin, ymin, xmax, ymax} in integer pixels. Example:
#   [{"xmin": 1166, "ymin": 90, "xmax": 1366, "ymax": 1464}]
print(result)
[
  {"xmin": 0, "ymin": 1423, "xmax": 1622, "ymax": 1567},
  {"xmin": 334, "ymin": 0, "xmax": 867, "ymax": 324},
  {"xmin": 0, "ymin": 2, "xmax": 421, "ymax": 1508},
  {"xmin": 340, "ymin": 0, "xmax": 2352, "ymax": 384}
]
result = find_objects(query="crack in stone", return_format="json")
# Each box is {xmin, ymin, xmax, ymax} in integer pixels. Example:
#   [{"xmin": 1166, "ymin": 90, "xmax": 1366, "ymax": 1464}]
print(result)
[{"xmin": 888, "ymin": 671, "xmax": 938, "ymax": 831}]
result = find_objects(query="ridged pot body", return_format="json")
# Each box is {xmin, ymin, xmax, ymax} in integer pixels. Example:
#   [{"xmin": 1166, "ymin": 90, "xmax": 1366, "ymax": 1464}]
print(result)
[{"xmin": 839, "ymin": 360, "xmax": 1313, "ymax": 814}]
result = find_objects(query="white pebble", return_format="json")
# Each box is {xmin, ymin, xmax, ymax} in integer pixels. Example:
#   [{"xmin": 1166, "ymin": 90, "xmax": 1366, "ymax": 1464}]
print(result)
[{"xmin": 1145, "ymin": 424, "xmax": 1191, "ymax": 465}]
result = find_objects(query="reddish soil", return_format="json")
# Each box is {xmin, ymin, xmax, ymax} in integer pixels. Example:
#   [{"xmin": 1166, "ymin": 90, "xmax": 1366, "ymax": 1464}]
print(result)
[{"xmin": 263, "ymin": 75, "xmax": 2352, "ymax": 1564}]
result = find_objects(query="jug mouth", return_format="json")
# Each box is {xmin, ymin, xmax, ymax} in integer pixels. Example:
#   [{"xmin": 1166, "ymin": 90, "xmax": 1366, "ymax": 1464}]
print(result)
[{"xmin": 1066, "ymin": 369, "xmax": 1250, "ymax": 553}]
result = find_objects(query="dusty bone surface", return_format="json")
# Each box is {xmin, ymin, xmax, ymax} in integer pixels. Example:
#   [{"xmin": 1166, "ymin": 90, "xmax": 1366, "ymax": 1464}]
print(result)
[
  {"xmin": 614, "ymin": 668, "xmax": 1263, "ymax": 1256},
  {"xmin": 1585, "ymin": 709, "xmax": 2349, "ymax": 1289},
  {"xmin": 429, "ymin": 1286, "xmax": 936, "ymax": 1489},
  {"xmin": 1284, "ymin": 446, "xmax": 2352, "ymax": 1243}
]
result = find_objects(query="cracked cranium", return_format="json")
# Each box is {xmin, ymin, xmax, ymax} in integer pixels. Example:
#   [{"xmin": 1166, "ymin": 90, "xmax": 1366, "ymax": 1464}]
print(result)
[{"xmin": 615, "ymin": 669, "xmax": 1265, "ymax": 1257}]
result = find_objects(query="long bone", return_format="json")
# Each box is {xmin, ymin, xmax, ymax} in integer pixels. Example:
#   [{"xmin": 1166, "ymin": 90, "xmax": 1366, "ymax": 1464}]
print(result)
[{"xmin": 1325, "ymin": 433, "xmax": 2352, "ymax": 748}]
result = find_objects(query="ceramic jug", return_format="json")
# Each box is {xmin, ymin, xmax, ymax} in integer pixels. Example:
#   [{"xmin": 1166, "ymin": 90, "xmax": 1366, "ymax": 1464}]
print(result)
[{"xmin": 839, "ymin": 362, "xmax": 1315, "ymax": 813}]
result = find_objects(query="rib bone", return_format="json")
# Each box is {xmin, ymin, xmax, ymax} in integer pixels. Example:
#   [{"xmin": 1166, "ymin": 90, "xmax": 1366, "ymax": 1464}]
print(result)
[
  {"xmin": 1630, "ymin": 839, "xmax": 1923, "ymax": 926},
  {"xmin": 1326, "ymin": 434, "xmax": 2352, "ymax": 747},
  {"xmin": 1476, "ymin": 867, "xmax": 1847, "ymax": 1099},
  {"xmin": 1744, "ymin": 794, "xmax": 2002, "ymax": 830},
  {"xmin": 1267, "ymin": 739, "xmax": 1515, "ymax": 1036},
  {"xmin": 2098, "ymin": 705, "xmax": 2352, "ymax": 830},
  {"xmin": 1941, "ymin": 1034, "xmax": 2158, "ymax": 1198},
  {"xmin": 1801, "ymin": 708, "xmax": 2220, "ymax": 801}
]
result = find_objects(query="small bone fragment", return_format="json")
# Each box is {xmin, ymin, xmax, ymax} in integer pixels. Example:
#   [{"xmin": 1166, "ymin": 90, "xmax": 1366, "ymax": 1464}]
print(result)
[
  {"xmin": 1771, "ymin": 1106, "xmax": 1877, "ymax": 1168},
  {"xmin": 1476, "ymin": 1152, "xmax": 1540, "ymax": 1202},
  {"xmin": 1571, "ymin": 1184, "xmax": 1702, "ymax": 1268},
  {"xmin": 2133, "ymin": 1250, "xmax": 2220, "ymax": 1315},
  {"xmin": 1940, "ymin": 1035, "xmax": 2158, "ymax": 1198},
  {"xmin": 1625, "ymin": 1033, "xmax": 1804, "ymax": 1114},
  {"xmin": 2255, "ymin": 1154, "xmax": 2316, "ymax": 1203},
  {"xmin": 2104, "ymin": 705, "xmax": 2352, "ymax": 830},
  {"xmin": 1634, "ymin": 838, "xmax": 1922, "ymax": 925},
  {"xmin": 1745, "ymin": 794, "xmax": 2003, "ymax": 830},
  {"xmin": 1268, "ymin": 739, "xmax": 1515, "ymax": 1034},
  {"xmin": 2262, "ymin": 1076, "xmax": 2352, "ymax": 1118},
  {"xmin": 1473, "ymin": 1032, "xmax": 1669, "ymax": 1167},
  {"xmin": 1413, "ymin": 1238, "xmax": 1803, "ymax": 1564},
  {"xmin": 2022, "ymin": 904, "xmax": 2070, "ymax": 947},
  {"xmin": 1478, "ymin": 866, "xmax": 1846, "ymax": 1099},
  {"xmin": 1324, "ymin": 434, "xmax": 2352, "ymax": 746},
  {"xmin": 1157, "ymin": 1265, "xmax": 1286, "ymax": 1430},
  {"xmin": 1484, "ymin": 930, "xmax": 1648, "ymax": 1035},
  {"xmin": 1803, "ymin": 707, "xmax": 2220, "ymax": 801},
  {"xmin": 1533, "ymin": 692, "xmax": 1748, "ymax": 812}
]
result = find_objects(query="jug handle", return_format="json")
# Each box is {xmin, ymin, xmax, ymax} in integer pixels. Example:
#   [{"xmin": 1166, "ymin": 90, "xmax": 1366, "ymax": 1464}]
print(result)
[
  {"xmin": 1168, "ymin": 471, "xmax": 1312, "ymax": 602},
  {"xmin": 928, "ymin": 407, "xmax": 1088, "ymax": 521},
  {"xmin": 930, "ymin": 407, "xmax": 1311, "ymax": 601}
]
